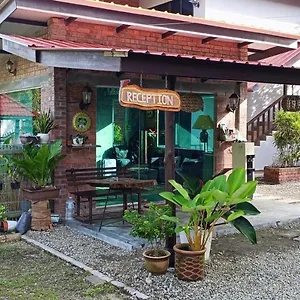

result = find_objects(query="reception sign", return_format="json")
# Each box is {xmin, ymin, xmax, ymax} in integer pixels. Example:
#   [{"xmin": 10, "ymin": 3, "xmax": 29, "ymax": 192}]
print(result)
[
  {"xmin": 282, "ymin": 95, "xmax": 300, "ymax": 112},
  {"xmin": 119, "ymin": 80, "xmax": 181, "ymax": 112}
]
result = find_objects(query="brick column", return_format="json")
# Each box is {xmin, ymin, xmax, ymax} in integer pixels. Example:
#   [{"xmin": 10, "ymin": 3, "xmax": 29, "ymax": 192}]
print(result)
[{"xmin": 41, "ymin": 68, "xmax": 68, "ymax": 216}]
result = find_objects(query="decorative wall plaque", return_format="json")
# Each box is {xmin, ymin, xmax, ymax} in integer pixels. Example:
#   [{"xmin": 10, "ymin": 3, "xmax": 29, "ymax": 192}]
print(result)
[{"xmin": 72, "ymin": 112, "xmax": 91, "ymax": 133}]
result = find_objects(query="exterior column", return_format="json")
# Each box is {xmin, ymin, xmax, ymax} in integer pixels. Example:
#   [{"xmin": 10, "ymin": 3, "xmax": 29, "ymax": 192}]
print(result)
[{"xmin": 164, "ymin": 75, "xmax": 177, "ymax": 267}]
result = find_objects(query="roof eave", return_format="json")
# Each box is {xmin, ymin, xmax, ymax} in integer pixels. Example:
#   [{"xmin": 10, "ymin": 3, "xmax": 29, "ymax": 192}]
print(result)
[{"xmin": 0, "ymin": 0, "xmax": 297, "ymax": 51}]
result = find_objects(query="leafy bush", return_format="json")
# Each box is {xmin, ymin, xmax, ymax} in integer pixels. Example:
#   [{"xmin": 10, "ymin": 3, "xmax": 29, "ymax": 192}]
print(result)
[
  {"xmin": 124, "ymin": 203, "xmax": 174, "ymax": 255},
  {"xmin": 0, "ymin": 205, "xmax": 6, "ymax": 221},
  {"xmin": 273, "ymin": 111, "xmax": 300, "ymax": 167},
  {"xmin": 12, "ymin": 139, "xmax": 65, "ymax": 189}
]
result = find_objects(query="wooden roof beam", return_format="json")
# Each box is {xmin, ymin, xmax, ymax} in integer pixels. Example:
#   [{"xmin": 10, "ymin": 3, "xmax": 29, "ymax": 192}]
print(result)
[
  {"xmin": 162, "ymin": 31, "xmax": 176, "ymax": 39},
  {"xmin": 238, "ymin": 42, "xmax": 252, "ymax": 48},
  {"xmin": 249, "ymin": 46, "xmax": 291, "ymax": 61},
  {"xmin": 116, "ymin": 24, "xmax": 130, "ymax": 33},
  {"xmin": 65, "ymin": 17, "xmax": 77, "ymax": 26},
  {"xmin": 202, "ymin": 37, "xmax": 216, "ymax": 44}
]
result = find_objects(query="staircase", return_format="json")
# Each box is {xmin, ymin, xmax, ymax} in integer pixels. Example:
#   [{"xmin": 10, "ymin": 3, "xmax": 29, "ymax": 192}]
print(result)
[{"xmin": 247, "ymin": 96, "xmax": 283, "ymax": 145}]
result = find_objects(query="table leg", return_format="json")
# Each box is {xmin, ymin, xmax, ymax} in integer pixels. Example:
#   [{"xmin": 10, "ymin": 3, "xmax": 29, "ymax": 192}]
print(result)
[
  {"xmin": 76, "ymin": 195, "xmax": 80, "ymax": 216},
  {"xmin": 123, "ymin": 190, "xmax": 128, "ymax": 213},
  {"xmin": 88, "ymin": 196, "xmax": 92, "ymax": 224},
  {"xmin": 138, "ymin": 192, "xmax": 142, "ymax": 214}
]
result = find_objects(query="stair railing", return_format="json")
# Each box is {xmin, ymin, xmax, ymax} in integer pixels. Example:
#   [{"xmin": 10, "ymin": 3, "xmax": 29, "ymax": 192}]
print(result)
[{"xmin": 247, "ymin": 96, "xmax": 283, "ymax": 144}]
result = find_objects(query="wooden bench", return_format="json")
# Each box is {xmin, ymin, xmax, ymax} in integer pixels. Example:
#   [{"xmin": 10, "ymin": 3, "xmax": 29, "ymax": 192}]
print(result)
[{"xmin": 66, "ymin": 167, "xmax": 146, "ymax": 224}]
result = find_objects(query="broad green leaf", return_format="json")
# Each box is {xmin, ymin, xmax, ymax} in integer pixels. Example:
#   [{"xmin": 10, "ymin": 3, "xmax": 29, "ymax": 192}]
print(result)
[
  {"xmin": 227, "ymin": 168, "xmax": 246, "ymax": 195},
  {"xmin": 169, "ymin": 180, "xmax": 191, "ymax": 200},
  {"xmin": 230, "ymin": 216, "xmax": 257, "ymax": 244},
  {"xmin": 230, "ymin": 197, "xmax": 253, "ymax": 205},
  {"xmin": 201, "ymin": 179, "xmax": 214, "ymax": 192},
  {"xmin": 176, "ymin": 171, "xmax": 202, "ymax": 196},
  {"xmin": 234, "ymin": 202, "xmax": 261, "ymax": 215},
  {"xmin": 159, "ymin": 192, "xmax": 175, "ymax": 202},
  {"xmin": 175, "ymin": 225, "xmax": 185, "ymax": 233},
  {"xmin": 232, "ymin": 181, "xmax": 257, "ymax": 199},
  {"xmin": 227, "ymin": 210, "xmax": 245, "ymax": 222},
  {"xmin": 213, "ymin": 175, "xmax": 227, "ymax": 192},
  {"xmin": 161, "ymin": 215, "xmax": 179, "ymax": 223},
  {"xmin": 212, "ymin": 190, "xmax": 228, "ymax": 202}
]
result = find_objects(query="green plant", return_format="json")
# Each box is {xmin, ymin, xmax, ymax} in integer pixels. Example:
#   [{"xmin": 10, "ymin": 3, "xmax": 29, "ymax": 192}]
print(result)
[
  {"xmin": 114, "ymin": 124, "xmax": 123, "ymax": 144},
  {"xmin": 160, "ymin": 168, "xmax": 260, "ymax": 251},
  {"xmin": 12, "ymin": 139, "xmax": 65, "ymax": 189},
  {"xmin": 123, "ymin": 203, "xmax": 174, "ymax": 256},
  {"xmin": 273, "ymin": 111, "xmax": 300, "ymax": 167},
  {"xmin": 34, "ymin": 110, "xmax": 57, "ymax": 134},
  {"xmin": 0, "ymin": 205, "xmax": 6, "ymax": 221}
]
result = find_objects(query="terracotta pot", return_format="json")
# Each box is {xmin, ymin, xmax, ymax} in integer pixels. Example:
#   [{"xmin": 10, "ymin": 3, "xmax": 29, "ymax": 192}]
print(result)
[
  {"xmin": 22, "ymin": 187, "xmax": 60, "ymax": 202},
  {"xmin": 173, "ymin": 243, "xmax": 206, "ymax": 281},
  {"xmin": 143, "ymin": 249, "xmax": 171, "ymax": 275}
]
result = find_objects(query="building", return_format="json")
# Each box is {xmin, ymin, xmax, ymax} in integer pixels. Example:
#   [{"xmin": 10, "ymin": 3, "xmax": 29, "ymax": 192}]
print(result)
[{"xmin": 0, "ymin": 0, "xmax": 300, "ymax": 217}]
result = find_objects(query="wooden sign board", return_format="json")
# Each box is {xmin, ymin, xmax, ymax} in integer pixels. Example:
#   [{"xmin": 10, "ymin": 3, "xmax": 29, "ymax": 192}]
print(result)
[
  {"xmin": 119, "ymin": 82, "xmax": 181, "ymax": 112},
  {"xmin": 282, "ymin": 95, "xmax": 300, "ymax": 112}
]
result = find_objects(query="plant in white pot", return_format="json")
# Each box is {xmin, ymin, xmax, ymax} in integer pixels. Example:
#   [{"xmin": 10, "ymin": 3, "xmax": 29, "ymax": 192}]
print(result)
[
  {"xmin": 124, "ymin": 203, "xmax": 174, "ymax": 275},
  {"xmin": 33, "ymin": 110, "xmax": 57, "ymax": 144},
  {"xmin": 160, "ymin": 168, "xmax": 260, "ymax": 281}
]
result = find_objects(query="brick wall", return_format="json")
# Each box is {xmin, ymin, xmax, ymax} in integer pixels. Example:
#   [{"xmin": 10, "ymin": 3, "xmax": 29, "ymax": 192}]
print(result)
[
  {"xmin": 0, "ymin": 55, "xmax": 49, "ymax": 85},
  {"xmin": 48, "ymin": 18, "xmax": 247, "ymax": 61}
]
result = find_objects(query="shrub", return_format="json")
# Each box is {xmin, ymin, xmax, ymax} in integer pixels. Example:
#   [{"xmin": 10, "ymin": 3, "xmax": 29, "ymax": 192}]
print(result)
[{"xmin": 273, "ymin": 111, "xmax": 300, "ymax": 167}]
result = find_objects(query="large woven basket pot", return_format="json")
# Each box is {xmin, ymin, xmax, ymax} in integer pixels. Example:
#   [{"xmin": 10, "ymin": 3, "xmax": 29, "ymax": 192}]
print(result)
[{"xmin": 173, "ymin": 243, "xmax": 206, "ymax": 281}]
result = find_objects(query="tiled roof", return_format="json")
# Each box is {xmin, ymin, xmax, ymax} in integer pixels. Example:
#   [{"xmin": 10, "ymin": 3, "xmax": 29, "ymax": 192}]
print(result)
[
  {"xmin": 2, "ymin": 34, "xmax": 300, "ymax": 70},
  {"xmin": 0, "ymin": 94, "xmax": 35, "ymax": 117},
  {"xmin": 261, "ymin": 46, "xmax": 300, "ymax": 67}
]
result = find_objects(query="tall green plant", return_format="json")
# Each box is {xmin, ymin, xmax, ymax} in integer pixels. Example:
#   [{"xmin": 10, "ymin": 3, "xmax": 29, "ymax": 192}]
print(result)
[
  {"xmin": 160, "ymin": 168, "xmax": 260, "ymax": 251},
  {"xmin": 34, "ymin": 110, "xmax": 57, "ymax": 134},
  {"xmin": 12, "ymin": 139, "xmax": 65, "ymax": 189},
  {"xmin": 273, "ymin": 111, "xmax": 300, "ymax": 167}
]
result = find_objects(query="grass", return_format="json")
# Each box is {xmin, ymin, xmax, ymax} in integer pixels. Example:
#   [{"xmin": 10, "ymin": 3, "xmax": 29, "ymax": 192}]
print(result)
[{"xmin": 0, "ymin": 241, "xmax": 126, "ymax": 300}]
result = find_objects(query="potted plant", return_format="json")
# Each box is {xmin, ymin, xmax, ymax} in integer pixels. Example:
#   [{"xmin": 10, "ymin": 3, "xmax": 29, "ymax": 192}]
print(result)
[
  {"xmin": 33, "ymin": 110, "xmax": 57, "ymax": 144},
  {"xmin": 12, "ymin": 139, "xmax": 65, "ymax": 231},
  {"xmin": 123, "ymin": 203, "xmax": 174, "ymax": 275},
  {"xmin": 5, "ymin": 155, "xmax": 22, "ymax": 190},
  {"xmin": 265, "ymin": 111, "xmax": 300, "ymax": 183},
  {"xmin": 160, "ymin": 168, "xmax": 260, "ymax": 281}
]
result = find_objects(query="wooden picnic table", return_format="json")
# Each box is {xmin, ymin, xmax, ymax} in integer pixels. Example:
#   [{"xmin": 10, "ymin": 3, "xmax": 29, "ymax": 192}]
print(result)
[{"xmin": 86, "ymin": 178, "xmax": 157, "ymax": 214}]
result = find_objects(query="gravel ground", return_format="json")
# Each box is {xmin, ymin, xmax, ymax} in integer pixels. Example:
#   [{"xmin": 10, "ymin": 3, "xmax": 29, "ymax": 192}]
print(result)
[
  {"xmin": 256, "ymin": 181, "xmax": 300, "ymax": 201},
  {"xmin": 26, "ymin": 219, "xmax": 300, "ymax": 300}
]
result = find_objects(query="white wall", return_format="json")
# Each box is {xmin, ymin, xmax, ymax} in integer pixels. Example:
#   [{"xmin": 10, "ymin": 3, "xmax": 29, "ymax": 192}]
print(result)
[
  {"xmin": 203, "ymin": 0, "xmax": 300, "ymax": 33},
  {"xmin": 248, "ymin": 84, "xmax": 283, "ymax": 121}
]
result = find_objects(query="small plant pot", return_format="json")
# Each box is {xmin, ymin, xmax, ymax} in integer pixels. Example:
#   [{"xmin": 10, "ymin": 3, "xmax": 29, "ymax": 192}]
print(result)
[
  {"xmin": 143, "ymin": 249, "xmax": 171, "ymax": 275},
  {"xmin": 37, "ymin": 133, "xmax": 50, "ymax": 144},
  {"xmin": 173, "ymin": 243, "xmax": 206, "ymax": 281},
  {"xmin": 1, "ymin": 220, "xmax": 18, "ymax": 232},
  {"xmin": 10, "ymin": 182, "xmax": 20, "ymax": 190}
]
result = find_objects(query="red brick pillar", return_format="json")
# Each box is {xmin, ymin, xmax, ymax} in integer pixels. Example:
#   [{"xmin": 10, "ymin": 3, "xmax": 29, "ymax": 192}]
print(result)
[{"xmin": 41, "ymin": 68, "xmax": 68, "ymax": 217}]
